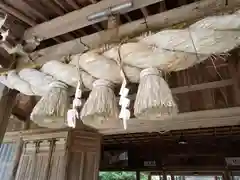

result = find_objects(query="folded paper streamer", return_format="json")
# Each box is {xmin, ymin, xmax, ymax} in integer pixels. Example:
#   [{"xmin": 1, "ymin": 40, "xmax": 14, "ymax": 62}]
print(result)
[
  {"xmin": 67, "ymin": 80, "xmax": 83, "ymax": 128},
  {"xmin": 119, "ymin": 69, "xmax": 130, "ymax": 130}
]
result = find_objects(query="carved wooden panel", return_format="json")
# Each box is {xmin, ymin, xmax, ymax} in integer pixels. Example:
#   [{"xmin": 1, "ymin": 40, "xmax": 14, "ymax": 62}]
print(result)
[
  {"xmin": 67, "ymin": 130, "xmax": 102, "ymax": 180},
  {"xmin": 32, "ymin": 140, "xmax": 51, "ymax": 180},
  {"xmin": 48, "ymin": 138, "xmax": 67, "ymax": 180},
  {"xmin": 13, "ymin": 130, "xmax": 101, "ymax": 180},
  {"xmin": 15, "ymin": 141, "xmax": 36, "ymax": 180}
]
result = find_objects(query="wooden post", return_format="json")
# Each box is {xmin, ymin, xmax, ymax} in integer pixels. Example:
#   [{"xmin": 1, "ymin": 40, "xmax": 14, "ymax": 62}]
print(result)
[
  {"xmin": 0, "ymin": 84, "xmax": 17, "ymax": 143},
  {"xmin": 148, "ymin": 173, "xmax": 151, "ymax": 180},
  {"xmin": 67, "ymin": 130, "xmax": 101, "ymax": 180},
  {"xmin": 136, "ymin": 171, "xmax": 140, "ymax": 180},
  {"xmin": 228, "ymin": 52, "xmax": 240, "ymax": 105},
  {"xmin": 223, "ymin": 170, "xmax": 231, "ymax": 180},
  {"xmin": 162, "ymin": 171, "xmax": 167, "ymax": 180}
]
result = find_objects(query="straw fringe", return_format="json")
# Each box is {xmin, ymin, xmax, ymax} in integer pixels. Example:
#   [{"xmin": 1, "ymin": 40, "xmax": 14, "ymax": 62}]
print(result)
[
  {"xmin": 31, "ymin": 81, "xmax": 69, "ymax": 128},
  {"xmin": 134, "ymin": 68, "xmax": 178, "ymax": 119},
  {"xmin": 81, "ymin": 79, "xmax": 120, "ymax": 129}
]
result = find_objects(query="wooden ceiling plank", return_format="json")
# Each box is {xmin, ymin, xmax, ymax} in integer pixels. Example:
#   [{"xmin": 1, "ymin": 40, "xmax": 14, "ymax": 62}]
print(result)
[
  {"xmin": 0, "ymin": 2, "xmax": 36, "ymax": 26},
  {"xmin": 53, "ymin": 0, "xmax": 69, "ymax": 12},
  {"xmin": 45, "ymin": 0, "xmax": 66, "ymax": 16},
  {"xmin": 23, "ymin": 0, "xmax": 162, "ymax": 42},
  {"xmin": 123, "ymin": 14, "xmax": 132, "ymax": 22},
  {"xmin": 20, "ymin": 0, "xmax": 48, "ymax": 21},
  {"xmin": 159, "ymin": 0, "xmax": 166, "ymax": 12},
  {"xmin": 140, "ymin": 7, "xmax": 149, "ymax": 17},
  {"xmin": 178, "ymin": 0, "xmax": 188, "ymax": 6},
  {"xmin": 89, "ymin": 0, "xmax": 98, "ymax": 4},
  {"xmin": 92, "ymin": 24, "xmax": 102, "ymax": 31},
  {"xmin": 68, "ymin": 0, "xmax": 82, "ymax": 9},
  {"xmin": 18, "ymin": 0, "xmax": 240, "ymax": 66}
]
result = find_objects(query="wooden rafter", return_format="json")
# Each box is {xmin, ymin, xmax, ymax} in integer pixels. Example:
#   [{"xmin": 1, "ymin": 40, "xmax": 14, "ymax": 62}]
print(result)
[
  {"xmin": 23, "ymin": 0, "xmax": 162, "ymax": 42},
  {"xmin": 18, "ymin": 0, "xmax": 240, "ymax": 66}
]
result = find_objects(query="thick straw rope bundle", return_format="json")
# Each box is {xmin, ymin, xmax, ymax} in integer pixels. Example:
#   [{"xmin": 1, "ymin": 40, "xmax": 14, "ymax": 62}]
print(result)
[
  {"xmin": 41, "ymin": 60, "xmax": 96, "ymax": 90},
  {"xmin": 0, "ymin": 11, "xmax": 239, "ymax": 128},
  {"xmin": 31, "ymin": 81, "xmax": 69, "ymax": 128},
  {"xmin": 80, "ymin": 79, "xmax": 120, "ymax": 129},
  {"xmin": 134, "ymin": 68, "xmax": 178, "ymax": 119}
]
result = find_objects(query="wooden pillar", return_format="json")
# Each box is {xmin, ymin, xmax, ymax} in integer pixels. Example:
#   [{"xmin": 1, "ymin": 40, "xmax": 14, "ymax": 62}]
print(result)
[
  {"xmin": 0, "ymin": 84, "xmax": 17, "ymax": 143},
  {"xmin": 162, "ymin": 172, "xmax": 167, "ymax": 180},
  {"xmin": 136, "ymin": 171, "xmax": 140, "ymax": 180},
  {"xmin": 223, "ymin": 171, "xmax": 231, "ymax": 180},
  {"xmin": 148, "ymin": 173, "xmax": 151, "ymax": 180},
  {"xmin": 67, "ymin": 130, "xmax": 101, "ymax": 180},
  {"xmin": 228, "ymin": 53, "xmax": 240, "ymax": 106}
]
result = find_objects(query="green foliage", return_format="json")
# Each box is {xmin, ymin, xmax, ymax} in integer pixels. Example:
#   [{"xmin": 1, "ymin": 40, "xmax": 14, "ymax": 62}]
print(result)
[{"xmin": 99, "ymin": 171, "xmax": 148, "ymax": 180}]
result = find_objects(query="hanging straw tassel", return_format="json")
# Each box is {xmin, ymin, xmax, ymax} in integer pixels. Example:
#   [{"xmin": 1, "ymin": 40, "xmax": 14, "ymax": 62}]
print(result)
[
  {"xmin": 81, "ymin": 79, "xmax": 121, "ymax": 129},
  {"xmin": 134, "ymin": 68, "xmax": 178, "ymax": 119},
  {"xmin": 31, "ymin": 81, "xmax": 70, "ymax": 128}
]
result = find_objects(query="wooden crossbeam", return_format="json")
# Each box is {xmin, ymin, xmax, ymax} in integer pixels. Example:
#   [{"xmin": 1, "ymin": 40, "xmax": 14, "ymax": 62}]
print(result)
[
  {"xmin": 100, "ymin": 107, "xmax": 240, "ymax": 135},
  {"xmin": 171, "ymin": 79, "xmax": 234, "ymax": 94},
  {"xmin": 126, "ymin": 79, "xmax": 234, "ymax": 101},
  {"xmin": 23, "ymin": 0, "xmax": 162, "ymax": 42},
  {"xmin": 18, "ymin": 0, "xmax": 240, "ymax": 67}
]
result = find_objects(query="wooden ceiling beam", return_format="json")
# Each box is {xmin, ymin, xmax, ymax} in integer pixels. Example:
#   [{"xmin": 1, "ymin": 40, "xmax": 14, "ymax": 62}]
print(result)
[
  {"xmin": 23, "ymin": 0, "xmax": 162, "ymax": 42},
  {"xmin": 18, "ymin": 0, "xmax": 240, "ymax": 66}
]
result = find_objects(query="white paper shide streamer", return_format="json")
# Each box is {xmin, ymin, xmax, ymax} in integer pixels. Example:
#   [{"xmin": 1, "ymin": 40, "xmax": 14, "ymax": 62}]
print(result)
[
  {"xmin": 67, "ymin": 80, "xmax": 83, "ymax": 128},
  {"xmin": 119, "ymin": 70, "xmax": 130, "ymax": 130}
]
